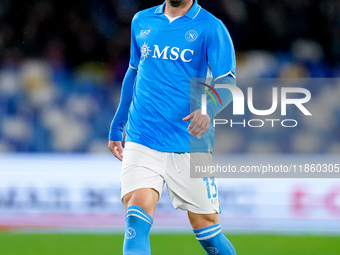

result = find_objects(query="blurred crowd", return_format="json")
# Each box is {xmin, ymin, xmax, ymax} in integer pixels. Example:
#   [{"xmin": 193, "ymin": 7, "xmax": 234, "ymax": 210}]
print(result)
[
  {"xmin": 1, "ymin": 0, "xmax": 340, "ymax": 68},
  {"xmin": 0, "ymin": 0, "xmax": 340, "ymax": 153}
]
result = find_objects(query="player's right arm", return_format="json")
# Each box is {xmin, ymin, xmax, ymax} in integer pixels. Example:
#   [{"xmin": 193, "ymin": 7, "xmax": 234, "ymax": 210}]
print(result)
[
  {"xmin": 108, "ymin": 13, "xmax": 140, "ymax": 161},
  {"xmin": 108, "ymin": 67, "xmax": 137, "ymax": 160}
]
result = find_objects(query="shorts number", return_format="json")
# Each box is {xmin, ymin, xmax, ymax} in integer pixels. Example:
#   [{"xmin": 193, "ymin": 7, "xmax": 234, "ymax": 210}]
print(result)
[{"xmin": 203, "ymin": 177, "xmax": 217, "ymax": 199}]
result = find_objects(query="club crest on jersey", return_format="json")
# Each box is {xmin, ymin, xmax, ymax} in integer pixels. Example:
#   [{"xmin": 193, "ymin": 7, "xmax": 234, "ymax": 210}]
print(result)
[
  {"xmin": 140, "ymin": 30, "xmax": 151, "ymax": 35},
  {"xmin": 185, "ymin": 30, "xmax": 198, "ymax": 42}
]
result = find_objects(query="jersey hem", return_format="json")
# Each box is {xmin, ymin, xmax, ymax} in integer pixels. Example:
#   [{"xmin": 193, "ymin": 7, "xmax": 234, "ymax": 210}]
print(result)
[
  {"xmin": 215, "ymin": 71, "xmax": 236, "ymax": 81},
  {"xmin": 125, "ymin": 138, "xmax": 212, "ymax": 153}
]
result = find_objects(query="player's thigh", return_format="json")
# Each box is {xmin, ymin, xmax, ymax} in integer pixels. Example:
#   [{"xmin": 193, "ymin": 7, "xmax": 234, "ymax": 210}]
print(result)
[
  {"xmin": 165, "ymin": 152, "xmax": 220, "ymax": 214},
  {"xmin": 121, "ymin": 142, "xmax": 165, "ymax": 216}
]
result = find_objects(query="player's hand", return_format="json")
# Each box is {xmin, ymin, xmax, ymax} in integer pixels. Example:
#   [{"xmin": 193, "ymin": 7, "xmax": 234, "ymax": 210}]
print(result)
[
  {"xmin": 108, "ymin": 140, "xmax": 124, "ymax": 161},
  {"xmin": 183, "ymin": 109, "xmax": 211, "ymax": 137}
]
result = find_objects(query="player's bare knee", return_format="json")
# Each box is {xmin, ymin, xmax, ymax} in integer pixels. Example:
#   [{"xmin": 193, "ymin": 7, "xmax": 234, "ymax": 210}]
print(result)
[
  {"xmin": 191, "ymin": 216, "xmax": 219, "ymax": 230},
  {"xmin": 188, "ymin": 211, "xmax": 219, "ymax": 229},
  {"xmin": 123, "ymin": 188, "xmax": 159, "ymax": 217}
]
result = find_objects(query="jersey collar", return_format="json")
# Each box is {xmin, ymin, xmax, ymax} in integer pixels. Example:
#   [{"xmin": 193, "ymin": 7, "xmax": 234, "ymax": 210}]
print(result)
[{"xmin": 154, "ymin": 0, "xmax": 201, "ymax": 19}]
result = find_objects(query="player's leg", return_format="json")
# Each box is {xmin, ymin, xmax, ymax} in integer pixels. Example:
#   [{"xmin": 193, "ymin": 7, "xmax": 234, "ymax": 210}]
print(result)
[
  {"xmin": 123, "ymin": 188, "xmax": 159, "ymax": 217},
  {"xmin": 187, "ymin": 210, "xmax": 218, "ymax": 229},
  {"xmin": 120, "ymin": 142, "xmax": 165, "ymax": 255},
  {"xmin": 122, "ymin": 188, "xmax": 159, "ymax": 255},
  {"xmin": 164, "ymin": 152, "xmax": 236, "ymax": 255},
  {"xmin": 188, "ymin": 211, "xmax": 236, "ymax": 255}
]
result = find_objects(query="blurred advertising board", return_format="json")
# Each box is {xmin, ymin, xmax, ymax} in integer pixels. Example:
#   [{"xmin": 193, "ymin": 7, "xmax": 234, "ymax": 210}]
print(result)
[{"xmin": 0, "ymin": 154, "xmax": 339, "ymax": 234}]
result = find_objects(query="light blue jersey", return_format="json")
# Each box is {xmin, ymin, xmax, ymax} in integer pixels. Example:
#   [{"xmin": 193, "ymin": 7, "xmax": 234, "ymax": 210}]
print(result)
[{"xmin": 110, "ymin": 0, "xmax": 236, "ymax": 152}]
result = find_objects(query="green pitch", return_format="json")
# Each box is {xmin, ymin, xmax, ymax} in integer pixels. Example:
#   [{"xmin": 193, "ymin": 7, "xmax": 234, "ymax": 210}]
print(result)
[{"xmin": 0, "ymin": 232, "xmax": 340, "ymax": 255}]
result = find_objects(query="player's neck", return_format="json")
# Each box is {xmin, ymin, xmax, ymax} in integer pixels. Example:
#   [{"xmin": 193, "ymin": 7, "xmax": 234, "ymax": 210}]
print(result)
[{"xmin": 164, "ymin": 0, "xmax": 193, "ymax": 18}]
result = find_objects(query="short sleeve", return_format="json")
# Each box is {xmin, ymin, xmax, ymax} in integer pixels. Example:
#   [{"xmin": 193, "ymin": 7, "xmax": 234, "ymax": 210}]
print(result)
[
  {"xmin": 206, "ymin": 20, "xmax": 236, "ymax": 80},
  {"xmin": 129, "ymin": 15, "xmax": 140, "ymax": 70}
]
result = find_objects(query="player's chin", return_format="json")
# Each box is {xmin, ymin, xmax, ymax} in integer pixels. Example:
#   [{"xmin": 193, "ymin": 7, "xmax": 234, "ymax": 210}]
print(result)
[{"xmin": 169, "ymin": 0, "xmax": 184, "ymax": 7}]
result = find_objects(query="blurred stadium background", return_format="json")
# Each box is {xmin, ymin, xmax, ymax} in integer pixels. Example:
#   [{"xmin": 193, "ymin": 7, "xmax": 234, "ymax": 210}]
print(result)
[{"xmin": 1, "ymin": 0, "xmax": 340, "ymax": 254}]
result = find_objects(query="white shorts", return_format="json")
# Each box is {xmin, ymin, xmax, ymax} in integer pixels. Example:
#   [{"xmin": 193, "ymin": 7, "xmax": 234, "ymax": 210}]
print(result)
[{"xmin": 120, "ymin": 142, "xmax": 220, "ymax": 214}]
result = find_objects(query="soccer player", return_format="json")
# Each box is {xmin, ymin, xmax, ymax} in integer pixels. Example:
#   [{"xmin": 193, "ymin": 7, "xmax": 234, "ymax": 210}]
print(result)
[{"xmin": 108, "ymin": 0, "xmax": 236, "ymax": 254}]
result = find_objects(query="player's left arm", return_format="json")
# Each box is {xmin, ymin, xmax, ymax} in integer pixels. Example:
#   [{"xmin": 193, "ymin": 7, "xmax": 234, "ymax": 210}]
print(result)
[
  {"xmin": 205, "ymin": 19, "xmax": 236, "ymax": 119},
  {"xmin": 183, "ymin": 20, "xmax": 236, "ymax": 137}
]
